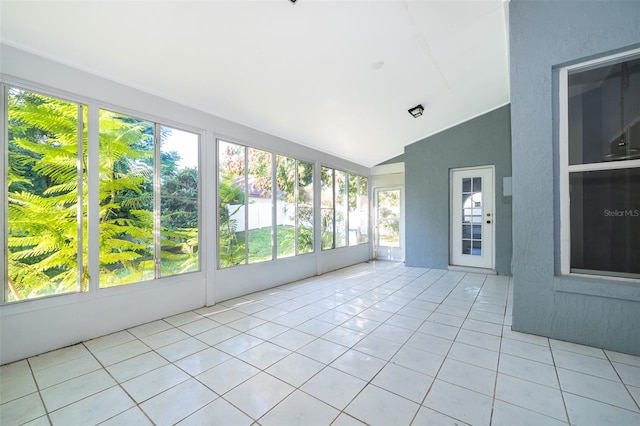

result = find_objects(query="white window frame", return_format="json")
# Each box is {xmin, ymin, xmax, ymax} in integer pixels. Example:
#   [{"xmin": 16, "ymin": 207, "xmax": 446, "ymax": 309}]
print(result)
[
  {"xmin": 1, "ymin": 81, "xmax": 204, "ymax": 304},
  {"xmin": 559, "ymin": 47, "xmax": 640, "ymax": 279}
]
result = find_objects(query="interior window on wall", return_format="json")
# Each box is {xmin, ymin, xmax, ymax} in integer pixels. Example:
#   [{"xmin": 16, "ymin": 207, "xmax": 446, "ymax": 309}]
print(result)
[
  {"xmin": 321, "ymin": 167, "xmax": 335, "ymax": 250},
  {"xmin": 99, "ymin": 110, "xmax": 155, "ymax": 286},
  {"xmin": 246, "ymin": 147, "xmax": 273, "ymax": 264},
  {"xmin": 159, "ymin": 127, "xmax": 200, "ymax": 277},
  {"xmin": 218, "ymin": 141, "xmax": 246, "ymax": 268},
  {"xmin": 5, "ymin": 87, "xmax": 87, "ymax": 302},
  {"xmin": 276, "ymin": 155, "xmax": 296, "ymax": 258},
  {"xmin": 566, "ymin": 54, "xmax": 640, "ymax": 278},
  {"xmin": 297, "ymin": 160, "xmax": 314, "ymax": 254}
]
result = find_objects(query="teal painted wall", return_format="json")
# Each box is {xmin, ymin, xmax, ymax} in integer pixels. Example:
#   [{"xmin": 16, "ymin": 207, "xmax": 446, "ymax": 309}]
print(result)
[
  {"xmin": 405, "ymin": 105, "xmax": 512, "ymax": 275},
  {"xmin": 510, "ymin": 0, "xmax": 640, "ymax": 355}
]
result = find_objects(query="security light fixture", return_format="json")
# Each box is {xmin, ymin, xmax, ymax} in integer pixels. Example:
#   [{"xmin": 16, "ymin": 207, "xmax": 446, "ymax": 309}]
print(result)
[{"xmin": 408, "ymin": 104, "xmax": 424, "ymax": 118}]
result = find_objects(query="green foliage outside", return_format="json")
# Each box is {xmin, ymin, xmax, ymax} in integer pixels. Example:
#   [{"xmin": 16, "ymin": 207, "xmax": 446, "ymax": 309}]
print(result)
[{"xmin": 5, "ymin": 89, "xmax": 199, "ymax": 301}]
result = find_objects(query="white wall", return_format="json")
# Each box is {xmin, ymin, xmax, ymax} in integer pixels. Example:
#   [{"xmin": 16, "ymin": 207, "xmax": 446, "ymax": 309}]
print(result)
[{"xmin": 0, "ymin": 44, "xmax": 371, "ymax": 364}]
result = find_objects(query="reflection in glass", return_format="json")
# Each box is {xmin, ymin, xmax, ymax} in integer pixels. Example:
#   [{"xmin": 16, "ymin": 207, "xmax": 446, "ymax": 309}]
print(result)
[
  {"xmin": 461, "ymin": 176, "xmax": 483, "ymax": 256},
  {"xmin": 463, "ymin": 178, "xmax": 471, "ymax": 192},
  {"xmin": 570, "ymin": 168, "xmax": 640, "ymax": 277},
  {"xmin": 568, "ymin": 58, "xmax": 640, "ymax": 165}
]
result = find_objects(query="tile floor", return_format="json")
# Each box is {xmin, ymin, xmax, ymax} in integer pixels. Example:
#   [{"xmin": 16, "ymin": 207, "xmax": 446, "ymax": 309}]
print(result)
[{"xmin": 1, "ymin": 261, "xmax": 640, "ymax": 425}]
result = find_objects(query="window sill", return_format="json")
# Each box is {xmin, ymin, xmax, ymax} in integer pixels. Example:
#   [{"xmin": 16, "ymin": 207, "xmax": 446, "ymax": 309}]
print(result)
[{"xmin": 554, "ymin": 274, "xmax": 640, "ymax": 302}]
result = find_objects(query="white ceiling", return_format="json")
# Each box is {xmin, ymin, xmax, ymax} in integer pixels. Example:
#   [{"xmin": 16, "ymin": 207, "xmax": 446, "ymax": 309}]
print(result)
[{"xmin": 0, "ymin": 0, "xmax": 510, "ymax": 167}]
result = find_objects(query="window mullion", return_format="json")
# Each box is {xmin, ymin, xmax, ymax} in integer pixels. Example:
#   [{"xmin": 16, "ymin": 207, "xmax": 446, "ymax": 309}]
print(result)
[
  {"xmin": 244, "ymin": 148, "xmax": 249, "ymax": 264},
  {"xmin": 87, "ymin": 104, "xmax": 100, "ymax": 291},
  {"xmin": 154, "ymin": 123, "xmax": 162, "ymax": 278},
  {"xmin": 332, "ymin": 169, "xmax": 336, "ymax": 249},
  {"xmin": 76, "ymin": 105, "xmax": 84, "ymax": 291},
  {"xmin": 271, "ymin": 154, "xmax": 277, "ymax": 261},
  {"xmin": 1, "ymin": 85, "xmax": 7, "ymax": 302},
  {"xmin": 294, "ymin": 160, "xmax": 300, "ymax": 255}
]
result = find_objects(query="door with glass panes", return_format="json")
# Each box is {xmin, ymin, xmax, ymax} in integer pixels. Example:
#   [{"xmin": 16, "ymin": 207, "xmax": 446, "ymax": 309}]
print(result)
[{"xmin": 450, "ymin": 166, "xmax": 494, "ymax": 269}]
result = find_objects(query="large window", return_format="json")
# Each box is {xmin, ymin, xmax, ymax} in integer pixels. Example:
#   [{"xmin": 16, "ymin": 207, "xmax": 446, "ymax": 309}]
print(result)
[
  {"xmin": 321, "ymin": 166, "xmax": 369, "ymax": 250},
  {"xmin": 98, "ymin": 111, "xmax": 200, "ymax": 287},
  {"xmin": 276, "ymin": 156, "xmax": 314, "ymax": 258},
  {"xmin": 561, "ymin": 52, "xmax": 640, "ymax": 279},
  {"xmin": 2, "ymin": 86, "xmax": 200, "ymax": 302},
  {"xmin": 218, "ymin": 140, "xmax": 314, "ymax": 268},
  {"xmin": 4, "ymin": 88, "xmax": 87, "ymax": 302}
]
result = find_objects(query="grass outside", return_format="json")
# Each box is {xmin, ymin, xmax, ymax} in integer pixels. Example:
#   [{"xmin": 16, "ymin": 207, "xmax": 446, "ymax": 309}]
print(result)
[{"xmin": 236, "ymin": 225, "xmax": 296, "ymax": 263}]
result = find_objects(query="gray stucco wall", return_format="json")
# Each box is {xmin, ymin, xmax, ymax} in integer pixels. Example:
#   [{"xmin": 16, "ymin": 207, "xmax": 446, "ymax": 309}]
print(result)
[
  {"xmin": 510, "ymin": 0, "xmax": 640, "ymax": 355},
  {"xmin": 405, "ymin": 105, "xmax": 512, "ymax": 275}
]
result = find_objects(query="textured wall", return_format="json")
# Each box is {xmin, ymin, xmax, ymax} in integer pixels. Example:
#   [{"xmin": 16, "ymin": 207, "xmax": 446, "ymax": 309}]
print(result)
[
  {"xmin": 405, "ymin": 105, "xmax": 512, "ymax": 275},
  {"xmin": 510, "ymin": 0, "xmax": 640, "ymax": 355}
]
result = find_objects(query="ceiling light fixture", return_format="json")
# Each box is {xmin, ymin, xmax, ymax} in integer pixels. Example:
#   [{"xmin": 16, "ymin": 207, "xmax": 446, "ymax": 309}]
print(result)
[{"xmin": 408, "ymin": 104, "xmax": 424, "ymax": 118}]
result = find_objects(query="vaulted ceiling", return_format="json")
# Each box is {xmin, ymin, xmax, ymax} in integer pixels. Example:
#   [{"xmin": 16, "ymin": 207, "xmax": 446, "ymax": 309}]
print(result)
[{"xmin": 0, "ymin": 0, "xmax": 510, "ymax": 167}]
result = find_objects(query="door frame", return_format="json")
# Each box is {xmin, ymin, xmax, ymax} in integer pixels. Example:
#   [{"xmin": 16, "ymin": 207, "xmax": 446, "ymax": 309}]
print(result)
[
  {"xmin": 449, "ymin": 165, "xmax": 495, "ymax": 270},
  {"xmin": 374, "ymin": 186, "xmax": 404, "ymax": 261}
]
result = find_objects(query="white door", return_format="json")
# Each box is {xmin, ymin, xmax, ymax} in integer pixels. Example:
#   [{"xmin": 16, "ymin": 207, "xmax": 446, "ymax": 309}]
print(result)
[
  {"xmin": 375, "ymin": 188, "xmax": 403, "ymax": 261},
  {"xmin": 450, "ymin": 166, "xmax": 494, "ymax": 269}
]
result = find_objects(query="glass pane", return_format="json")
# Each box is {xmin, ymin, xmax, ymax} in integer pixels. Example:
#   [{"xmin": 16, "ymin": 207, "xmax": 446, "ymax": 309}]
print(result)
[
  {"xmin": 463, "ymin": 208, "xmax": 472, "ymax": 224},
  {"xmin": 321, "ymin": 167, "xmax": 334, "ymax": 250},
  {"xmin": 276, "ymin": 155, "xmax": 295, "ymax": 258},
  {"xmin": 297, "ymin": 161, "xmax": 314, "ymax": 254},
  {"xmin": 462, "ymin": 240, "xmax": 472, "ymax": 255},
  {"xmin": 247, "ymin": 148, "xmax": 272, "ymax": 264},
  {"xmin": 462, "ymin": 225, "xmax": 471, "ymax": 238},
  {"xmin": 472, "ymin": 225, "xmax": 482, "ymax": 239},
  {"xmin": 321, "ymin": 208, "xmax": 334, "ymax": 250},
  {"xmin": 473, "ymin": 177, "xmax": 482, "ymax": 192},
  {"xmin": 568, "ymin": 57, "xmax": 640, "ymax": 165},
  {"xmin": 348, "ymin": 174, "xmax": 359, "ymax": 246},
  {"xmin": 379, "ymin": 219, "xmax": 400, "ymax": 247},
  {"xmin": 335, "ymin": 170, "xmax": 347, "ymax": 248},
  {"xmin": 377, "ymin": 190, "xmax": 400, "ymax": 248},
  {"xmin": 472, "ymin": 241, "xmax": 482, "ymax": 255},
  {"xmin": 570, "ymin": 168, "xmax": 640, "ymax": 277},
  {"xmin": 358, "ymin": 177, "xmax": 369, "ymax": 244},
  {"xmin": 462, "ymin": 177, "xmax": 471, "ymax": 192},
  {"xmin": 218, "ymin": 141, "xmax": 246, "ymax": 268},
  {"xmin": 6, "ymin": 88, "xmax": 85, "ymax": 301},
  {"xmin": 99, "ymin": 110, "xmax": 154, "ymax": 287},
  {"xmin": 160, "ymin": 127, "xmax": 199, "ymax": 277}
]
